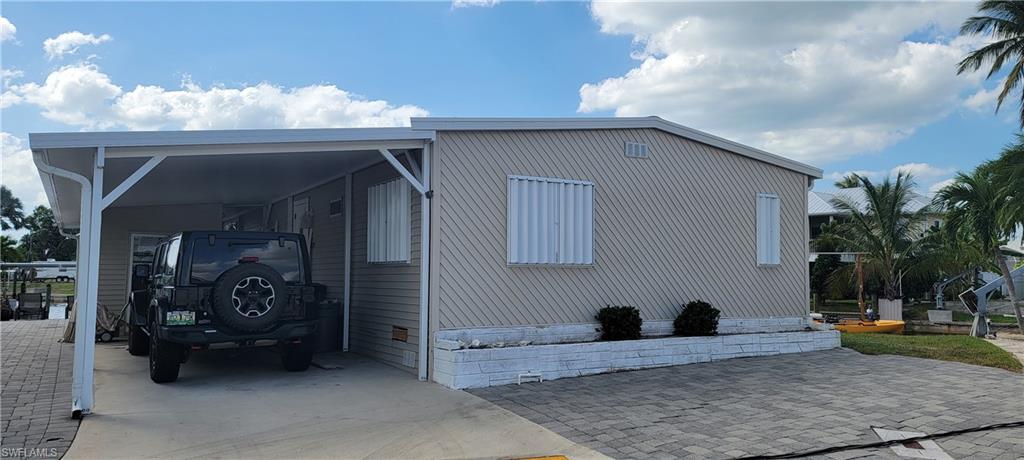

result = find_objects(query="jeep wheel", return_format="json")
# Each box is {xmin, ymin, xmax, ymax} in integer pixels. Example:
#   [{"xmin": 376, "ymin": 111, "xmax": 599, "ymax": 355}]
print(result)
[
  {"xmin": 127, "ymin": 324, "xmax": 149, "ymax": 356},
  {"xmin": 149, "ymin": 320, "xmax": 183, "ymax": 383},
  {"xmin": 211, "ymin": 263, "xmax": 287, "ymax": 332},
  {"xmin": 281, "ymin": 338, "xmax": 314, "ymax": 372}
]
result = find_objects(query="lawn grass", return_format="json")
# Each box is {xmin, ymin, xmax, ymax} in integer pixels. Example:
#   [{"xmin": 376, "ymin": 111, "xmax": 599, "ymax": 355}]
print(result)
[
  {"xmin": 2, "ymin": 281, "xmax": 76, "ymax": 297},
  {"xmin": 841, "ymin": 333, "xmax": 1022, "ymax": 373}
]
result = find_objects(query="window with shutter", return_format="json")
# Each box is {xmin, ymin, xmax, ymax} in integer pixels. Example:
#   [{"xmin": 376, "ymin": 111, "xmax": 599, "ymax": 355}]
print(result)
[
  {"xmin": 756, "ymin": 193, "xmax": 781, "ymax": 265},
  {"xmin": 507, "ymin": 175, "xmax": 594, "ymax": 265},
  {"xmin": 367, "ymin": 178, "xmax": 410, "ymax": 263}
]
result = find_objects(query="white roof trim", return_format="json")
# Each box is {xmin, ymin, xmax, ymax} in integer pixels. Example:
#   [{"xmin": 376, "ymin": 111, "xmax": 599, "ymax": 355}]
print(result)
[
  {"xmin": 28, "ymin": 127, "xmax": 434, "ymax": 150},
  {"xmin": 411, "ymin": 116, "xmax": 823, "ymax": 178}
]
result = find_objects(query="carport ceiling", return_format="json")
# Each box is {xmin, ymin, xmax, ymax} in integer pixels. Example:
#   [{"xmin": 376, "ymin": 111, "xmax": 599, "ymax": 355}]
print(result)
[{"xmin": 104, "ymin": 149, "xmax": 382, "ymax": 207}]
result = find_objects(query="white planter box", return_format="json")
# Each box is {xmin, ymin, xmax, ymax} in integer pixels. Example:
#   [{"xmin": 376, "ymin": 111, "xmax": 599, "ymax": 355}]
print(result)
[
  {"xmin": 433, "ymin": 330, "xmax": 841, "ymax": 390},
  {"xmin": 878, "ymin": 298, "xmax": 903, "ymax": 321},
  {"xmin": 927, "ymin": 309, "xmax": 953, "ymax": 324}
]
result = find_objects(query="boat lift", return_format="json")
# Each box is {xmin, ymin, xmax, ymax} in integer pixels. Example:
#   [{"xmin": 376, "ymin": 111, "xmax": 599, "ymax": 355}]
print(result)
[
  {"xmin": 961, "ymin": 265, "xmax": 1024, "ymax": 337},
  {"xmin": 933, "ymin": 267, "xmax": 978, "ymax": 309}
]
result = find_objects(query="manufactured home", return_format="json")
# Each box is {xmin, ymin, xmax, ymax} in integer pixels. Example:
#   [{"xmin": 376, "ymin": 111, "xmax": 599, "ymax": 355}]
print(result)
[{"xmin": 30, "ymin": 116, "xmax": 837, "ymax": 414}]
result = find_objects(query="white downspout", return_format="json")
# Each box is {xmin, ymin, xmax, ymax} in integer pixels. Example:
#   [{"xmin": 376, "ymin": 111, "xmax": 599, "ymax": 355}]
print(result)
[
  {"xmin": 33, "ymin": 152, "xmax": 94, "ymax": 417},
  {"xmin": 417, "ymin": 144, "xmax": 431, "ymax": 381}
]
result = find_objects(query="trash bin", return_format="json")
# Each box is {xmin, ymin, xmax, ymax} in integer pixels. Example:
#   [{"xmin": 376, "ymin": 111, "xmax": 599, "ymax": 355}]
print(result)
[{"xmin": 316, "ymin": 300, "xmax": 341, "ymax": 353}]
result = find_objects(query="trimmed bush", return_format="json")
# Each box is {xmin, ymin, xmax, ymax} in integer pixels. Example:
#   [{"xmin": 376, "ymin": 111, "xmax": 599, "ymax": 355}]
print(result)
[
  {"xmin": 674, "ymin": 300, "xmax": 720, "ymax": 336},
  {"xmin": 595, "ymin": 305, "xmax": 643, "ymax": 341}
]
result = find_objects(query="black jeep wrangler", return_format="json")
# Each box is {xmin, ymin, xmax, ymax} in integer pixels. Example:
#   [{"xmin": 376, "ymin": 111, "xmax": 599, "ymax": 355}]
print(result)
[{"xmin": 127, "ymin": 231, "xmax": 319, "ymax": 383}]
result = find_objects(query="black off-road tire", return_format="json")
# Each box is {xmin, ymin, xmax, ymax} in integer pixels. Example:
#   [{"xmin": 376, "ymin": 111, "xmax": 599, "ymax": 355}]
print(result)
[
  {"xmin": 281, "ymin": 338, "xmax": 314, "ymax": 372},
  {"xmin": 149, "ymin": 319, "xmax": 183, "ymax": 383},
  {"xmin": 211, "ymin": 263, "xmax": 287, "ymax": 333},
  {"xmin": 127, "ymin": 323, "xmax": 149, "ymax": 356}
]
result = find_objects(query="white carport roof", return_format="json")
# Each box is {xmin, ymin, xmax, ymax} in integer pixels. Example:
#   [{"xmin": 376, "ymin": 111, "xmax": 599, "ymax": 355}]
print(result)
[{"xmin": 30, "ymin": 127, "xmax": 434, "ymax": 230}]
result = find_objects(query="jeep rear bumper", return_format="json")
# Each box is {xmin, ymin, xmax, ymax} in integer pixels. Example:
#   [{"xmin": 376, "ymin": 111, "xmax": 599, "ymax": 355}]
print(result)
[{"xmin": 156, "ymin": 321, "xmax": 316, "ymax": 346}]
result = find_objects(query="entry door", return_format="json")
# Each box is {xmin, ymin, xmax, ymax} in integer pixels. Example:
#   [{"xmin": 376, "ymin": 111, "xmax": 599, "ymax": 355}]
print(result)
[{"xmin": 128, "ymin": 234, "xmax": 165, "ymax": 293}]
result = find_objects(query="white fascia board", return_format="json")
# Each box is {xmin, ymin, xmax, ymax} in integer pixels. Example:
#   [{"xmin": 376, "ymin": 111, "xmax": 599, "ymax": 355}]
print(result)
[
  {"xmin": 28, "ymin": 127, "xmax": 434, "ymax": 150},
  {"xmin": 411, "ymin": 116, "xmax": 823, "ymax": 179},
  {"xmin": 33, "ymin": 151, "xmax": 69, "ymax": 231}
]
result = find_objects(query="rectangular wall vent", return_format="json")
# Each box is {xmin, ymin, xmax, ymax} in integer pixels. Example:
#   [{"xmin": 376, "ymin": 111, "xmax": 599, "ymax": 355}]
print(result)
[
  {"xmin": 624, "ymin": 142, "xmax": 649, "ymax": 158},
  {"xmin": 402, "ymin": 351, "xmax": 417, "ymax": 368}
]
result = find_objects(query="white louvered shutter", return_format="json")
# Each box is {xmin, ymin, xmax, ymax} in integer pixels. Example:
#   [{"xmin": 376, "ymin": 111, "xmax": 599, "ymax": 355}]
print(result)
[
  {"xmin": 367, "ymin": 178, "xmax": 410, "ymax": 263},
  {"xmin": 508, "ymin": 176, "xmax": 593, "ymax": 265},
  {"xmin": 756, "ymin": 193, "xmax": 781, "ymax": 265}
]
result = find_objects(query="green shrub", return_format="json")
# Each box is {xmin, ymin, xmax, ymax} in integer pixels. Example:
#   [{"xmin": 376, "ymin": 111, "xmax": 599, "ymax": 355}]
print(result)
[
  {"xmin": 674, "ymin": 300, "xmax": 720, "ymax": 336},
  {"xmin": 595, "ymin": 305, "xmax": 642, "ymax": 341}
]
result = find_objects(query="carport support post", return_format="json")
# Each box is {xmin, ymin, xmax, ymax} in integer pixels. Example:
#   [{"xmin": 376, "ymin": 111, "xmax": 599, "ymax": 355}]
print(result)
[
  {"xmin": 417, "ymin": 145, "xmax": 431, "ymax": 381},
  {"xmin": 77, "ymin": 146, "xmax": 105, "ymax": 415},
  {"xmin": 343, "ymin": 174, "xmax": 352, "ymax": 352}
]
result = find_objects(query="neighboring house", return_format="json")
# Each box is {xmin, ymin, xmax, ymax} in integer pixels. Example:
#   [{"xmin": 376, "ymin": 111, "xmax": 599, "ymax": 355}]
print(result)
[
  {"xmin": 31, "ymin": 116, "xmax": 831, "ymax": 409},
  {"xmin": 808, "ymin": 188, "xmax": 941, "ymax": 261}
]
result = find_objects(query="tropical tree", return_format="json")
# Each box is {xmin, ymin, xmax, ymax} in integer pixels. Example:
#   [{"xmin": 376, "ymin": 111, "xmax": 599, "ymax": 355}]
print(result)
[
  {"xmin": 989, "ymin": 134, "xmax": 1024, "ymax": 229},
  {"xmin": 834, "ymin": 174, "xmax": 860, "ymax": 189},
  {"xmin": 0, "ymin": 236, "xmax": 24, "ymax": 262},
  {"xmin": 826, "ymin": 173, "xmax": 932, "ymax": 301},
  {"xmin": 934, "ymin": 164, "xmax": 1024, "ymax": 333},
  {"xmin": 957, "ymin": 0, "xmax": 1024, "ymax": 127},
  {"xmin": 19, "ymin": 206, "xmax": 76, "ymax": 261},
  {"xmin": 1, "ymin": 186, "xmax": 25, "ymax": 230}
]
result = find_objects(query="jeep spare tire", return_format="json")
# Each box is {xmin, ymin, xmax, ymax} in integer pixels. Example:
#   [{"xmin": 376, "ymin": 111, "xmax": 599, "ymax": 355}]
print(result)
[{"xmin": 211, "ymin": 263, "xmax": 287, "ymax": 332}]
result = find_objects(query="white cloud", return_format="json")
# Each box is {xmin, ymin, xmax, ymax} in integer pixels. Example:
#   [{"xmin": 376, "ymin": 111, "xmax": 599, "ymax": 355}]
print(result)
[
  {"xmin": 43, "ymin": 31, "xmax": 112, "ymax": 59},
  {"xmin": 963, "ymin": 78, "xmax": 1003, "ymax": 113},
  {"xmin": 3, "ymin": 63, "xmax": 429, "ymax": 130},
  {"xmin": 0, "ymin": 133, "xmax": 48, "ymax": 224},
  {"xmin": 928, "ymin": 178, "xmax": 956, "ymax": 194},
  {"xmin": 1, "ymin": 68, "xmax": 24, "ymax": 87},
  {"xmin": 580, "ymin": 2, "xmax": 987, "ymax": 165},
  {"xmin": 0, "ymin": 17, "xmax": 15, "ymax": 43},
  {"xmin": 452, "ymin": 0, "xmax": 499, "ymax": 8},
  {"xmin": 826, "ymin": 162, "xmax": 955, "ymax": 193}
]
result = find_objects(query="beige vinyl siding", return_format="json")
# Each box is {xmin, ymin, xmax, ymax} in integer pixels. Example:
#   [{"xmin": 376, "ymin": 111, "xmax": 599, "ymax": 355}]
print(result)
[
  {"xmin": 98, "ymin": 204, "xmax": 222, "ymax": 315},
  {"xmin": 433, "ymin": 129, "xmax": 809, "ymax": 328},
  {"xmin": 291, "ymin": 178, "xmax": 346, "ymax": 302},
  {"xmin": 350, "ymin": 160, "xmax": 421, "ymax": 371}
]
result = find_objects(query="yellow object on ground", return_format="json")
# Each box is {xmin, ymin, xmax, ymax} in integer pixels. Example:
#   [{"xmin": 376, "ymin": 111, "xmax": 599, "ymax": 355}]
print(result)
[{"xmin": 834, "ymin": 320, "xmax": 905, "ymax": 334}]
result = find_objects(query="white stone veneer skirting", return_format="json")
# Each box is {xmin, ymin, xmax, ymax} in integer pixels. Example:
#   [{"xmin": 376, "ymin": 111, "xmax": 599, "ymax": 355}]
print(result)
[
  {"xmin": 432, "ymin": 330, "xmax": 840, "ymax": 389},
  {"xmin": 435, "ymin": 316, "xmax": 811, "ymax": 349}
]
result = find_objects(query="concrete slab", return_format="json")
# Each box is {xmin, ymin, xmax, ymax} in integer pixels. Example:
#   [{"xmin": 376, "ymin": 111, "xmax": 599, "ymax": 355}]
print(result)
[{"xmin": 67, "ymin": 342, "xmax": 605, "ymax": 459}]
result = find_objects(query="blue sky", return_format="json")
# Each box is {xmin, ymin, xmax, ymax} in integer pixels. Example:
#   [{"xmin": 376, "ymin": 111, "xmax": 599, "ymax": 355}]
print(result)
[{"xmin": 0, "ymin": 1, "xmax": 1017, "ymax": 227}]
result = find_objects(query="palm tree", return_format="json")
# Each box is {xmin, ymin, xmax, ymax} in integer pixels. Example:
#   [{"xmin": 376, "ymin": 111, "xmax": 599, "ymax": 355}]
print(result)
[
  {"xmin": 989, "ymin": 135, "xmax": 1024, "ymax": 229},
  {"xmin": 834, "ymin": 174, "xmax": 860, "ymax": 189},
  {"xmin": 0, "ymin": 236, "xmax": 22, "ymax": 262},
  {"xmin": 828, "ymin": 173, "xmax": 932, "ymax": 302},
  {"xmin": 934, "ymin": 164, "xmax": 1024, "ymax": 333},
  {"xmin": 957, "ymin": 1, "xmax": 1024, "ymax": 127},
  {"xmin": 1, "ymin": 186, "xmax": 25, "ymax": 230}
]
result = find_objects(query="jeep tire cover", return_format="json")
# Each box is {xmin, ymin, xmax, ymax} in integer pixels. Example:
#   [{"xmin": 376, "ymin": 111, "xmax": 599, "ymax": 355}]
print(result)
[{"xmin": 211, "ymin": 263, "xmax": 288, "ymax": 332}]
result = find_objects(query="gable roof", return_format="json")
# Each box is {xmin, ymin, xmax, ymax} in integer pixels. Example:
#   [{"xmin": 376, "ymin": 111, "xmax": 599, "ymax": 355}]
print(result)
[{"xmin": 411, "ymin": 117, "xmax": 822, "ymax": 178}]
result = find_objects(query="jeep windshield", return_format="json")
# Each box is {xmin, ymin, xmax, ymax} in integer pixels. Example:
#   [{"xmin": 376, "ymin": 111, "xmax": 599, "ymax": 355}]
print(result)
[{"xmin": 188, "ymin": 237, "xmax": 302, "ymax": 284}]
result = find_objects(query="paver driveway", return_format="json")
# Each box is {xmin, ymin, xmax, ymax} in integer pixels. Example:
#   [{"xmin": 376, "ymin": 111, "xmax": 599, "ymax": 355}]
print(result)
[
  {"xmin": 0, "ymin": 320, "xmax": 79, "ymax": 459},
  {"xmin": 472, "ymin": 348, "xmax": 1024, "ymax": 459}
]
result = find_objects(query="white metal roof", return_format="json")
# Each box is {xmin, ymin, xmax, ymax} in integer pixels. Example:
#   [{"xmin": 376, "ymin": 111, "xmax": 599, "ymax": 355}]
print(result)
[
  {"xmin": 808, "ymin": 189, "xmax": 933, "ymax": 216},
  {"xmin": 28, "ymin": 127, "xmax": 433, "ymax": 150},
  {"xmin": 411, "ymin": 117, "xmax": 823, "ymax": 178}
]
